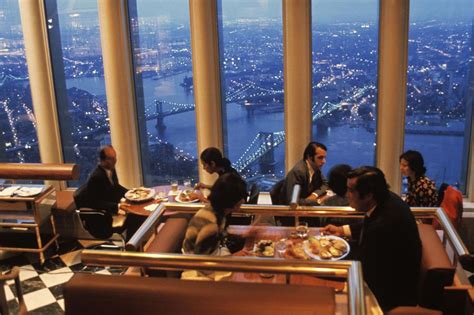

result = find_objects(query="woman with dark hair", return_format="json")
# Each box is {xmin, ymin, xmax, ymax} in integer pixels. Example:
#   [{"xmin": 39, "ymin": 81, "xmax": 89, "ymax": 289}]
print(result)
[
  {"xmin": 182, "ymin": 173, "xmax": 248, "ymax": 255},
  {"xmin": 400, "ymin": 150, "xmax": 438, "ymax": 207},
  {"xmin": 194, "ymin": 147, "xmax": 239, "ymax": 190}
]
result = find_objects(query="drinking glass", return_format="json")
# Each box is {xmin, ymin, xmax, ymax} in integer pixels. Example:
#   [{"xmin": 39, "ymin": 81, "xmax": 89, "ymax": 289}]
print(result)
[
  {"xmin": 183, "ymin": 179, "xmax": 192, "ymax": 191},
  {"xmin": 275, "ymin": 239, "xmax": 287, "ymax": 257},
  {"xmin": 296, "ymin": 221, "xmax": 309, "ymax": 239},
  {"xmin": 170, "ymin": 180, "xmax": 179, "ymax": 192}
]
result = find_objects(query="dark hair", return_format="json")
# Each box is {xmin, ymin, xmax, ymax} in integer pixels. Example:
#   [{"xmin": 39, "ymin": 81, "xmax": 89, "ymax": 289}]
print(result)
[
  {"xmin": 303, "ymin": 142, "xmax": 327, "ymax": 160},
  {"xmin": 399, "ymin": 150, "xmax": 426, "ymax": 178},
  {"xmin": 328, "ymin": 164, "xmax": 352, "ymax": 196},
  {"xmin": 200, "ymin": 147, "xmax": 232, "ymax": 172},
  {"xmin": 208, "ymin": 173, "xmax": 247, "ymax": 220},
  {"xmin": 99, "ymin": 145, "xmax": 114, "ymax": 161},
  {"xmin": 347, "ymin": 166, "xmax": 389, "ymax": 204}
]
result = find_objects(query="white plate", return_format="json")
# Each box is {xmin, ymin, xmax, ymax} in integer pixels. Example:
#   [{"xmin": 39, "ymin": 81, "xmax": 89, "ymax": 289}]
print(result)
[
  {"xmin": 124, "ymin": 187, "xmax": 155, "ymax": 202},
  {"xmin": 253, "ymin": 240, "xmax": 275, "ymax": 257},
  {"xmin": 303, "ymin": 235, "xmax": 350, "ymax": 261},
  {"xmin": 15, "ymin": 186, "xmax": 44, "ymax": 197},
  {"xmin": 175, "ymin": 193, "xmax": 199, "ymax": 203}
]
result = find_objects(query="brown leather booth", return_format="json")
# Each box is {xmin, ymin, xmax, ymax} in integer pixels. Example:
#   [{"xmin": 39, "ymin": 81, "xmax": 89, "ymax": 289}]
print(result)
[
  {"xmin": 142, "ymin": 216, "xmax": 190, "ymax": 277},
  {"xmin": 388, "ymin": 223, "xmax": 455, "ymax": 314},
  {"xmin": 64, "ymin": 273, "xmax": 335, "ymax": 315}
]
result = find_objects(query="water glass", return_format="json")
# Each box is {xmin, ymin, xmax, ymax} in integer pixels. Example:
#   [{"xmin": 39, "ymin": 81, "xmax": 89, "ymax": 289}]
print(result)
[
  {"xmin": 170, "ymin": 180, "xmax": 179, "ymax": 192},
  {"xmin": 296, "ymin": 221, "xmax": 309, "ymax": 239},
  {"xmin": 183, "ymin": 179, "xmax": 192, "ymax": 190},
  {"xmin": 275, "ymin": 239, "xmax": 287, "ymax": 257}
]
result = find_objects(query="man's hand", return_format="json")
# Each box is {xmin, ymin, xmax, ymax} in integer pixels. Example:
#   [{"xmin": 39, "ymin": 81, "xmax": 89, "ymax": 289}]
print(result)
[{"xmin": 320, "ymin": 224, "xmax": 344, "ymax": 236}]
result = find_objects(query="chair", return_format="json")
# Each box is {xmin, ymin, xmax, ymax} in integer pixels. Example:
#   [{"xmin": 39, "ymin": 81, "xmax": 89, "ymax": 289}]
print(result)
[
  {"xmin": 434, "ymin": 183, "xmax": 463, "ymax": 229},
  {"xmin": 73, "ymin": 189, "xmax": 126, "ymax": 249},
  {"xmin": 0, "ymin": 267, "xmax": 27, "ymax": 315}
]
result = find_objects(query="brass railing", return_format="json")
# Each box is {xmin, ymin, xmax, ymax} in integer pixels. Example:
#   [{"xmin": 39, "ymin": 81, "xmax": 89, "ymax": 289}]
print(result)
[{"xmin": 82, "ymin": 250, "xmax": 366, "ymax": 314}]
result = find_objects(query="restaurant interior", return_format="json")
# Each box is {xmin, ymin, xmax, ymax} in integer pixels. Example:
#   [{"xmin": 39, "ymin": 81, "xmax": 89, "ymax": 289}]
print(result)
[{"xmin": 0, "ymin": 0, "xmax": 473, "ymax": 314}]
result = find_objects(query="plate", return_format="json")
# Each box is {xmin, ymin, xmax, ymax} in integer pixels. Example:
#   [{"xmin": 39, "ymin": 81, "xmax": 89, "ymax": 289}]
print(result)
[
  {"xmin": 15, "ymin": 186, "xmax": 44, "ymax": 197},
  {"xmin": 303, "ymin": 235, "xmax": 350, "ymax": 261},
  {"xmin": 253, "ymin": 240, "xmax": 275, "ymax": 257},
  {"xmin": 175, "ymin": 191, "xmax": 199, "ymax": 203},
  {"xmin": 124, "ymin": 187, "xmax": 155, "ymax": 202}
]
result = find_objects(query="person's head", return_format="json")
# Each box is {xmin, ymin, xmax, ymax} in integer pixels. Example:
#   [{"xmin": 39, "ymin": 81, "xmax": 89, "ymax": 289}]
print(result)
[
  {"xmin": 200, "ymin": 147, "xmax": 231, "ymax": 175},
  {"xmin": 99, "ymin": 145, "xmax": 117, "ymax": 170},
  {"xmin": 346, "ymin": 166, "xmax": 389, "ymax": 211},
  {"xmin": 208, "ymin": 173, "xmax": 247, "ymax": 217},
  {"xmin": 399, "ymin": 150, "xmax": 426, "ymax": 179},
  {"xmin": 303, "ymin": 142, "xmax": 327, "ymax": 171},
  {"xmin": 327, "ymin": 164, "xmax": 352, "ymax": 197}
]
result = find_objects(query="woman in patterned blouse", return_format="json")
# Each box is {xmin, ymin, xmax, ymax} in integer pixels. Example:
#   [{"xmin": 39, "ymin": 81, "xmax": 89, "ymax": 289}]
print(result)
[{"xmin": 399, "ymin": 150, "xmax": 438, "ymax": 207}]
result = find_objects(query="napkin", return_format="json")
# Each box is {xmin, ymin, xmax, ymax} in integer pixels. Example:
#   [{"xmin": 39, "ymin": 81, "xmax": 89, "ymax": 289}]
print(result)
[{"xmin": 144, "ymin": 204, "xmax": 160, "ymax": 212}]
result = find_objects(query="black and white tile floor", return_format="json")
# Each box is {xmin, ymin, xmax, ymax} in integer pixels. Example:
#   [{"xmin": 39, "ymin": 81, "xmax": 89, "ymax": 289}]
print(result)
[{"xmin": 1, "ymin": 240, "xmax": 124, "ymax": 315}]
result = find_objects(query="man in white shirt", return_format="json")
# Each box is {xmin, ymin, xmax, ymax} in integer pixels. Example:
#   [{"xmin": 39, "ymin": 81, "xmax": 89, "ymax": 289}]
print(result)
[{"xmin": 270, "ymin": 141, "xmax": 328, "ymax": 206}]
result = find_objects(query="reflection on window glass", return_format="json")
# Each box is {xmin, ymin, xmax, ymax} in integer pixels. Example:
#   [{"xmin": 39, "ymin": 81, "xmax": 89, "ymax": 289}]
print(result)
[
  {"xmin": 218, "ymin": 0, "xmax": 284, "ymax": 191},
  {"xmin": 405, "ymin": 0, "xmax": 473, "ymax": 192},
  {"xmin": 0, "ymin": 0, "xmax": 40, "ymax": 163},
  {"xmin": 129, "ymin": 0, "xmax": 198, "ymax": 186},
  {"xmin": 312, "ymin": 0, "xmax": 379, "ymax": 176},
  {"xmin": 45, "ymin": 1, "xmax": 110, "ymax": 186}
]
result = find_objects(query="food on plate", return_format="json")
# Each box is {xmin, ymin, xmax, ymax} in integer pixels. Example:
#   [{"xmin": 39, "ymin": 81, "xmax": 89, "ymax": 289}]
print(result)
[
  {"xmin": 126, "ymin": 187, "xmax": 152, "ymax": 200},
  {"xmin": 308, "ymin": 237, "xmax": 322, "ymax": 254},
  {"xmin": 285, "ymin": 243, "xmax": 310, "ymax": 260},
  {"xmin": 332, "ymin": 239, "xmax": 348, "ymax": 252},
  {"xmin": 319, "ymin": 249, "xmax": 333, "ymax": 259},
  {"xmin": 306, "ymin": 236, "xmax": 349, "ymax": 260},
  {"xmin": 178, "ymin": 190, "xmax": 198, "ymax": 202},
  {"xmin": 328, "ymin": 247, "xmax": 343, "ymax": 257},
  {"xmin": 254, "ymin": 240, "xmax": 274, "ymax": 257}
]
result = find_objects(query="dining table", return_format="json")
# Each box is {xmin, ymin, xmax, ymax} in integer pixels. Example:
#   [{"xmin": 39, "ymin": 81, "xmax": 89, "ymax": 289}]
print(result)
[
  {"xmin": 223, "ymin": 225, "xmax": 347, "ymax": 290},
  {"xmin": 120, "ymin": 185, "xmax": 203, "ymax": 217}
]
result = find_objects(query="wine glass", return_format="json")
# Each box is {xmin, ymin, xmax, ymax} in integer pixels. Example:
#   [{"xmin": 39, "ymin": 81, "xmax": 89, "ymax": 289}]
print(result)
[
  {"xmin": 296, "ymin": 221, "xmax": 309, "ymax": 239},
  {"xmin": 275, "ymin": 239, "xmax": 287, "ymax": 258}
]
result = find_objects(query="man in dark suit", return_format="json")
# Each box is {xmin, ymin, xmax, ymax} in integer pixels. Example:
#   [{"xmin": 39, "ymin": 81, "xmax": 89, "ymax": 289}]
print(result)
[
  {"xmin": 270, "ymin": 141, "xmax": 328, "ymax": 206},
  {"xmin": 321, "ymin": 166, "xmax": 421, "ymax": 312},
  {"xmin": 75, "ymin": 145, "xmax": 128, "ymax": 214}
]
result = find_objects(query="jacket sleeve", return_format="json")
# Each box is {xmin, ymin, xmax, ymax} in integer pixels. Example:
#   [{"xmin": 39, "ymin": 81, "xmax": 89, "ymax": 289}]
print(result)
[{"xmin": 87, "ymin": 175, "xmax": 119, "ymax": 214}]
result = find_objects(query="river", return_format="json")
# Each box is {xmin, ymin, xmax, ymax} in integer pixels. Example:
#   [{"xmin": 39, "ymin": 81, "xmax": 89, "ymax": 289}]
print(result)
[{"xmin": 67, "ymin": 72, "xmax": 465, "ymax": 188}]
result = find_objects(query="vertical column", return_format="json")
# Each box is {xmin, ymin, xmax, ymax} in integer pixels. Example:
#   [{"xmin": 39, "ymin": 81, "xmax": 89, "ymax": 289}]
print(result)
[
  {"xmin": 19, "ymin": 0, "xmax": 63, "ymax": 189},
  {"xmin": 376, "ymin": 0, "xmax": 410, "ymax": 193},
  {"xmin": 98, "ymin": 0, "xmax": 142, "ymax": 188},
  {"xmin": 283, "ymin": 0, "xmax": 312, "ymax": 172},
  {"xmin": 189, "ymin": 0, "xmax": 223, "ymax": 185}
]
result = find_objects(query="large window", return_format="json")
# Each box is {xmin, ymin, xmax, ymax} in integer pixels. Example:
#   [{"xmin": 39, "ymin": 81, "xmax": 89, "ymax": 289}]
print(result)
[
  {"xmin": 311, "ymin": 0, "xmax": 379, "ymax": 175},
  {"xmin": 0, "ymin": 0, "xmax": 40, "ymax": 163},
  {"xmin": 404, "ymin": 0, "xmax": 473, "ymax": 192},
  {"xmin": 45, "ymin": 1, "xmax": 110, "ymax": 186},
  {"xmin": 218, "ymin": 0, "xmax": 284, "ymax": 190},
  {"xmin": 129, "ymin": 0, "xmax": 198, "ymax": 186}
]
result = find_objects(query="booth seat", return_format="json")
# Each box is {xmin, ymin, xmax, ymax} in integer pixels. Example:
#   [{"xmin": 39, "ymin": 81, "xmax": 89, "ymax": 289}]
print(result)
[
  {"xmin": 142, "ymin": 215, "xmax": 190, "ymax": 277},
  {"xmin": 389, "ymin": 223, "xmax": 455, "ymax": 314},
  {"xmin": 64, "ymin": 273, "xmax": 335, "ymax": 315}
]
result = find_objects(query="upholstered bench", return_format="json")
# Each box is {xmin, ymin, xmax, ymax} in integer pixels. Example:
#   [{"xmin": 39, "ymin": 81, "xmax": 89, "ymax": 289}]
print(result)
[
  {"xmin": 388, "ymin": 223, "xmax": 455, "ymax": 314},
  {"xmin": 64, "ymin": 273, "xmax": 335, "ymax": 315},
  {"xmin": 143, "ymin": 215, "xmax": 190, "ymax": 277}
]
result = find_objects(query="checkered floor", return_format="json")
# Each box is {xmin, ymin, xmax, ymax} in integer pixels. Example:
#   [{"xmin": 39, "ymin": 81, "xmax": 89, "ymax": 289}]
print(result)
[{"xmin": 1, "ymin": 240, "xmax": 124, "ymax": 315}]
